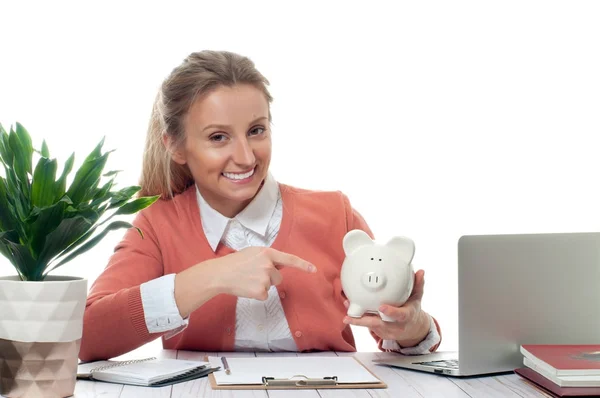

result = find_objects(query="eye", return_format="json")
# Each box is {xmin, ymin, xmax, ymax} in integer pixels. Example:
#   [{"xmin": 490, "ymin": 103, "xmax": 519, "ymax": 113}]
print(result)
[
  {"xmin": 248, "ymin": 126, "xmax": 265, "ymax": 136},
  {"xmin": 210, "ymin": 133, "xmax": 227, "ymax": 142}
]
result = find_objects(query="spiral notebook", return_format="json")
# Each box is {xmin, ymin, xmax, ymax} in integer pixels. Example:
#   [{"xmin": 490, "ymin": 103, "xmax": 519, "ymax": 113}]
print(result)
[{"xmin": 77, "ymin": 357, "xmax": 219, "ymax": 387}]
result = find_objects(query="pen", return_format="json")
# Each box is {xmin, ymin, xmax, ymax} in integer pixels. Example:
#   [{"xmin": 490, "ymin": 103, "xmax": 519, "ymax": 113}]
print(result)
[{"xmin": 221, "ymin": 356, "xmax": 231, "ymax": 375}]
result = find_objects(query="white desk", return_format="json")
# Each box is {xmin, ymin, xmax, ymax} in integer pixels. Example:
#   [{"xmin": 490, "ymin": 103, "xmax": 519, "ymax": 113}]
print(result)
[{"xmin": 73, "ymin": 350, "xmax": 552, "ymax": 397}]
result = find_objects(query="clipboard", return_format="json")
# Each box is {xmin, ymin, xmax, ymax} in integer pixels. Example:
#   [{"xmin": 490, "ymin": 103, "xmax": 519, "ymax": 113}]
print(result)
[{"xmin": 206, "ymin": 355, "xmax": 387, "ymax": 390}]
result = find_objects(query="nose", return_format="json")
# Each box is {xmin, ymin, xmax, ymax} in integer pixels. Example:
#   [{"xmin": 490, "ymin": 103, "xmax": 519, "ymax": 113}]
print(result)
[{"xmin": 232, "ymin": 136, "xmax": 255, "ymax": 167}]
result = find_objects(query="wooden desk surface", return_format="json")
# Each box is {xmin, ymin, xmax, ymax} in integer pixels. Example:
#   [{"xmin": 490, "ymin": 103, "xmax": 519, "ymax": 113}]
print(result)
[{"xmin": 74, "ymin": 350, "xmax": 552, "ymax": 397}]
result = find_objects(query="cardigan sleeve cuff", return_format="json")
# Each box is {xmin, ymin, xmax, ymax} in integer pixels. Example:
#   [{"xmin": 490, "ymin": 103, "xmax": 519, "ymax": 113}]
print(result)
[{"xmin": 127, "ymin": 286, "xmax": 152, "ymax": 339}]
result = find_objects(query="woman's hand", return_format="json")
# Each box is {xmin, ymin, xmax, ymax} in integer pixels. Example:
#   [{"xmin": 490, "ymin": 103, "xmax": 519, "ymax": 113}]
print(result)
[
  {"xmin": 175, "ymin": 247, "xmax": 316, "ymax": 317},
  {"xmin": 343, "ymin": 269, "xmax": 430, "ymax": 348},
  {"xmin": 212, "ymin": 247, "xmax": 317, "ymax": 300}
]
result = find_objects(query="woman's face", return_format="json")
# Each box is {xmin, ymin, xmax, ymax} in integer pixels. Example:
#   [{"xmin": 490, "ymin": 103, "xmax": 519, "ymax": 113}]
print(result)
[{"xmin": 173, "ymin": 84, "xmax": 272, "ymax": 217}]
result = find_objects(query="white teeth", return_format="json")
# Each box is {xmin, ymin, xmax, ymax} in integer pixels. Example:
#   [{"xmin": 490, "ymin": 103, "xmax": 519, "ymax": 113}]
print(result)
[{"xmin": 223, "ymin": 168, "xmax": 255, "ymax": 180}]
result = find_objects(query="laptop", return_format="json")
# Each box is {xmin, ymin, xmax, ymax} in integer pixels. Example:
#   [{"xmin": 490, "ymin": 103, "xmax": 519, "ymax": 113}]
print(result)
[{"xmin": 373, "ymin": 232, "xmax": 600, "ymax": 376}]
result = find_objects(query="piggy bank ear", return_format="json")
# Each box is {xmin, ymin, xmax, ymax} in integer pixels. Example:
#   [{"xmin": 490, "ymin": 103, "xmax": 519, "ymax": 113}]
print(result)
[
  {"xmin": 385, "ymin": 236, "xmax": 415, "ymax": 264},
  {"xmin": 343, "ymin": 229, "xmax": 374, "ymax": 255}
]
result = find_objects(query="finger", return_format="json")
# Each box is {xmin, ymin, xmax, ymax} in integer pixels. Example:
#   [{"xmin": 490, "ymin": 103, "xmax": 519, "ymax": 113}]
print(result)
[
  {"xmin": 345, "ymin": 316, "xmax": 406, "ymax": 340},
  {"xmin": 410, "ymin": 269, "xmax": 425, "ymax": 301},
  {"xmin": 253, "ymin": 285, "xmax": 270, "ymax": 301},
  {"xmin": 343, "ymin": 314, "xmax": 384, "ymax": 329},
  {"xmin": 370, "ymin": 325, "xmax": 406, "ymax": 341},
  {"xmin": 258, "ymin": 287, "xmax": 269, "ymax": 301},
  {"xmin": 378, "ymin": 303, "xmax": 416, "ymax": 323},
  {"xmin": 267, "ymin": 248, "xmax": 316, "ymax": 273},
  {"xmin": 269, "ymin": 268, "xmax": 283, "ymax": 286}
]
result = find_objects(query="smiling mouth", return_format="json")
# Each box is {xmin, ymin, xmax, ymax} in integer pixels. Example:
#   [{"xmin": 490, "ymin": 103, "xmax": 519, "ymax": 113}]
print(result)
[{"xmin": 222, "ymin": 167, "xmax": 255, "ymax": 180}]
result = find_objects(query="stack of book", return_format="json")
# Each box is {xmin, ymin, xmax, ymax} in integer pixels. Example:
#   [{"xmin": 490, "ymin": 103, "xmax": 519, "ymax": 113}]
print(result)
[{"xmin": 516, "ymin": 345, "xmax": 600, "ymax": 397}]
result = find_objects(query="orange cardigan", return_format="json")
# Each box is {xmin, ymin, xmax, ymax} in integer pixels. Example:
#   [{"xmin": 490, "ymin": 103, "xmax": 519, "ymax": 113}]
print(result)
[{"xmin": 80, "ymin": 184, "xmax": 441, "ymax": 361}]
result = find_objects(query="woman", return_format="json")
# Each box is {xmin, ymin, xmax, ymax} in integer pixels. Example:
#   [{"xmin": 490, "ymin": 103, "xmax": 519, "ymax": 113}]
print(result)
[{"xmin": 79, "ymin": 50, "xmax": 441, "ymax": 361}]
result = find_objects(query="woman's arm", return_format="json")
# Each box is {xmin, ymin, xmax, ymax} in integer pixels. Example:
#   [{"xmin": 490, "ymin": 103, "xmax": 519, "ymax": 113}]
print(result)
[
  {"xmin": 80, "ymin": 212, "xmax": 169, "ymax": 361},
  {"xmin": 174, "ymin": 260, "xmax": 222, "ymax": 318},
  {"xmin": 175, "ymin": 247, "xmax": 315, "ymax": 318}
]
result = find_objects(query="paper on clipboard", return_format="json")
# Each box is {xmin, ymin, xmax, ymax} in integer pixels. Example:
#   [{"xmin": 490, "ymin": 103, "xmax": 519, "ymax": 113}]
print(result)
[{"xmin": 207, "ymin": 356, "xmax": 385, "ymax": 388}]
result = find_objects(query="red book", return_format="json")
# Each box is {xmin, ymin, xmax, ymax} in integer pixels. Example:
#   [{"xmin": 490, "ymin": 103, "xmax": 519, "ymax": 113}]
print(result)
[
  {"xmin": 515, "ymin": 368, "xmax": 600, "ymax": 397},
  {"xmin": 521, "ymin": 345, "xmax": 600, "ymax": 376}
]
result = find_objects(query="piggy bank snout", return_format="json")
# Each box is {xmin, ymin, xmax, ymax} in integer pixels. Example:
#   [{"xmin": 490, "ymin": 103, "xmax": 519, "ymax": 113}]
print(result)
[{"xmin": 361, "ymin": 271, "xmax": 387, "ymax": 291}]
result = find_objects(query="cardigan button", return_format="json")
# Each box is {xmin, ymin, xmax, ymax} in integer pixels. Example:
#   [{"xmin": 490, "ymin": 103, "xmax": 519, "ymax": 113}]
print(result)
[
  {"xmin": 294, "ymin": 331, "xmax": 302, "ymax": 338},
  {"xmin": 279, "ymin": 291, "xmax": 286, "ymax": 299},
  {"xmin": 226, "ymin": 327, "xmax": 232, "ymax": 335}
]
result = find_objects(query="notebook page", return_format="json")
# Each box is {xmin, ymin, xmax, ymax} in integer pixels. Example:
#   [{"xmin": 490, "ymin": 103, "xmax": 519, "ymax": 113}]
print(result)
[
  {"xmin": 103, "ymin": 359, "xmax": 209, "ymax": 383},
  {"xmin": 208, "ymin": 356, "xmax": 379, "ymax": 385},
  {"xmin": 82, "ymin": 359, "xmax": 210, "ymax": 384}
]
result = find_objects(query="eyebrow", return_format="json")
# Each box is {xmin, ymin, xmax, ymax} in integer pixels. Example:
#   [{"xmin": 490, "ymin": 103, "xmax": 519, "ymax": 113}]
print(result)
[{"xmin": 202, "ymin": 116, "xmax": 269, "ymax": 132}]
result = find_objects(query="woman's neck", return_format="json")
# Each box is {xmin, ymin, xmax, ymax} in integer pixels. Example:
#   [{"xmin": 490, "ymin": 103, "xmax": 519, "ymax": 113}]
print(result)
[{"xmin": 197, "ymin": 187, "xmax": 259, "ymax": 219}]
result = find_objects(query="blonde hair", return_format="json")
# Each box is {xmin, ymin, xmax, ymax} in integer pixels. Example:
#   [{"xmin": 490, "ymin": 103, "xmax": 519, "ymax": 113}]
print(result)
[{"xmin": 139, "ymin": 50, "xmax": 273, "ymax": 199}]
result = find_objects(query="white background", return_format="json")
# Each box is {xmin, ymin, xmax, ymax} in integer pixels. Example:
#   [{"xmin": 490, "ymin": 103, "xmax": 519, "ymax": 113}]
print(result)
[{"xmin": 1, "ymin": 0, "xmax": 599, "ymax": 353}]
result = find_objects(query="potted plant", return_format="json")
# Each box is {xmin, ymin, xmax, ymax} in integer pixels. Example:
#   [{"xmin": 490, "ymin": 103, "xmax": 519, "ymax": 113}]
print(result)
[{"xmin": 0, "ymin": 122, "xmax": 159, "ymax": 397}]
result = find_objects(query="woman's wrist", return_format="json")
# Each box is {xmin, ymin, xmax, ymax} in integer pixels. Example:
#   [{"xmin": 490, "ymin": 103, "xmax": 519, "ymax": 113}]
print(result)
[
  {"xmin": 174, "ymin": 259, "xmax": 222, "ymax": 318},
  {"xmin": 395, "ymin": 311, "xmax": 431, "ymax": 348}
]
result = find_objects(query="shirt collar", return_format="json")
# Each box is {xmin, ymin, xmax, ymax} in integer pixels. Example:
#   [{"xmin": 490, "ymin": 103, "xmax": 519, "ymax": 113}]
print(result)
[{"xmin": 196, "ymin": 173, "xmax": 279, "ymax": 251}]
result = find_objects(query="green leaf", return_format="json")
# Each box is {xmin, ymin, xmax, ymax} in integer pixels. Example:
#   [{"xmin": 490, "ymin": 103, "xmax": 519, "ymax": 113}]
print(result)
[
  {"xmin": 41, "ymin": 140, "xmax": 50, "ymax": 158},
  {"xmin": 0, "ymin": 230, "xmax": 20, "ymax": 244},
  {"xmin": 103, "ymin": 170, "xmax": 122, "ymax": 177},
  {"xmin": 31, "ymin": 157, "xmax": 58, "ymax": 208},
  {"xmin": 9, "ymin": 124, "xmax": 34, "ymax": 200},
  {"xmin": 55, "ymin": 153, "xmax": 74, "ymax": 200},
  {"xmin": 0, "ymin": 235, "xmax": 14, "ymax": 262},
  {"xmin": 45, "ymin": 211, "xmax": 100, "ymax": 265},
  {"xmin": 5, "ymin": 168, "xmax": 29, "ymax": 226},
  {"xmin": 72, "ymin": 206, "xmax": 102, "ymax": 225},
  {"xmin": 15, "ymin": 123, "xmax": 33, "ymax": 173},
  {"xmin": 108, "ymin": 186, "xmax": 141, "ymax": 209},
  {"xmin": 86, "ymin": 137, "xmax": 105, "ymax": 162},
  {"xmin": 95, "ymin": 179, "xmax": 116, "ymax": 200},
  {"xmin": 90, "ymin": 179, "xmax": 115, "ymax": 207},
  {"xmin": 8, "ymin": 126, "xmax": 32, "ymax": 190},
  {"xmin": 0, "ymin": 232, "xmax": 38, "ymax": 281},
  {"xmin": 0, "ymin": 177, "xmax": 18, "ymax": 232},
  {"xmin": 49, "ymin": 220, "xmax": 138, "ymax": 272},
  {"xmin": 0, "ymin": 124, "xmax": 12, "ymax": 167},
  {"xmin": 66, "ymin": 152, "xmax": 110, "ymax": 205},
  {"xmin": 36, "ymin": 215, "xmax": 94, "ymax": 269},
  {"xmin": 114, "ymin": 196, "xmax": 160, "ymax": 216},
  {"xmin": 26, "ymin": 199, "xmax": 69, "ymax": 258}
]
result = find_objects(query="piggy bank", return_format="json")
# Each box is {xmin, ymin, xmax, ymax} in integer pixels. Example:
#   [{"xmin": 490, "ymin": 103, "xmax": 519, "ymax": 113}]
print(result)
[{"xmin": 340, "ymin": 229, "xmax": 415, "ymax": 322}]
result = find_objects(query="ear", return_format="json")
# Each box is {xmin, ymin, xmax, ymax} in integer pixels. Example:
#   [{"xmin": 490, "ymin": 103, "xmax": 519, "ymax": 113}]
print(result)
[
  {"xmin": 385, "ymin": 236, "xmax": 415, "ymax": 264},
  {"xmin": 163, "ymin": 134, "xmax": 187, "ymax": 165},
  {"xmin": 343, "ymin": 229, "xmax": 374, "ymax": 255}
]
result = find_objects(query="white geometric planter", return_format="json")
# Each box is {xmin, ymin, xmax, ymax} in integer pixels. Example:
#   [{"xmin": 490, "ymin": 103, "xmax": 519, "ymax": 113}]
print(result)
[{"xmin": 0, "ymin": 276, "xmax": 87, "ymax": 398}]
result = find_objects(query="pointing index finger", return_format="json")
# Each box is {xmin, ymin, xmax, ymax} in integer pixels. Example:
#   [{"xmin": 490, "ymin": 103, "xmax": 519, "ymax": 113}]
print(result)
[{"xmin": 268, "ymin": 249, "xmax": 316, "ymax": 273}]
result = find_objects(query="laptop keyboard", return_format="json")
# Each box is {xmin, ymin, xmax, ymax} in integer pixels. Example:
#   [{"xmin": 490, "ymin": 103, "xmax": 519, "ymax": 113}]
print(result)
[{"xmin": 414, "ymin": 359, "xmax": 459, "ymax": 369}]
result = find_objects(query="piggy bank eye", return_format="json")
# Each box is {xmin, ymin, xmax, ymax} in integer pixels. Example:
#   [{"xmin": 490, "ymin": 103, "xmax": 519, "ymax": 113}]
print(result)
[
  {"xmin": 370, "ymin": 257, "xmax": 374, "ymax": 260},
  {"xmin": 379, "ymin": 258, "xmax": 382, "ymax": 261}
]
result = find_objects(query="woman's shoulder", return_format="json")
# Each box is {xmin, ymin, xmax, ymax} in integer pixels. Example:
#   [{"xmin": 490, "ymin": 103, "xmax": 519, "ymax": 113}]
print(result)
[
  {"xmin": 280, "ymin": 182, "xmax": 345, "ymax": 198},
  {"xmin": 279, "ymin": 182, "xmax": 352, "ymax": 209},
  {"xmin": 137, "ymin": 185, "xmax": 196, "ymax": 221}
]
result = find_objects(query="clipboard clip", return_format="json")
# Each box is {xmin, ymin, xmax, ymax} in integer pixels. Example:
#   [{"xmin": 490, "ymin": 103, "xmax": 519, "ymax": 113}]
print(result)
[{"xmin": 262, "ymin": 375, "xmax": 338, "ymax": 387}]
